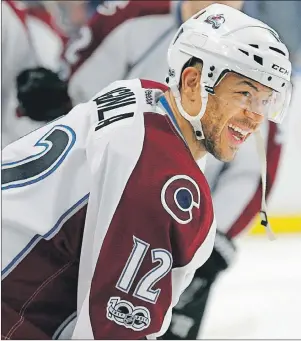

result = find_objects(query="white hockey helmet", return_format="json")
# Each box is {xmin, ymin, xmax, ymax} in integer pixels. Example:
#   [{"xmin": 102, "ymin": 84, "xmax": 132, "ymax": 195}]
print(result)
[{"xmin": 167, "ymin": 3, "xmax": 292, "ymax": 140}]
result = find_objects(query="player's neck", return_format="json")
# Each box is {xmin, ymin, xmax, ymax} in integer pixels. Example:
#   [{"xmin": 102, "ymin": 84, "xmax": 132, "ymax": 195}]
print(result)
[{"xmin": 164, "ymin": 91, "xmax": 207, "ymax": 161}]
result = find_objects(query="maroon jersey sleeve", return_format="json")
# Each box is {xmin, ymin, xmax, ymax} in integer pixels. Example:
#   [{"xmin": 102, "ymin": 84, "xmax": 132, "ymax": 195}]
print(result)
[
  {"xmin": 88, "ymin": 183, "xmax": 214, "ymax": 339},
  {"xmin": 74, "ymin": 99, "xmax": 215, "ymax": 339},
  {"xmin": 1, "ymin": 206, "xmax": 87, "ymax": 340}
]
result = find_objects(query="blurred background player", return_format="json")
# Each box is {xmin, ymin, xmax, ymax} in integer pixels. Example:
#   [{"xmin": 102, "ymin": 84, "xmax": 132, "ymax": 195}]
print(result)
[
  {"xmin": 59, "ymin": 0, "xmax": 174, "ymax": 102},
  {"xmin": 24, "ymin": 1, "xmax": 69, "ymax": 72},
  {"xmin": 58, "ymin": 1, "xmax": 295, "ymax": 338},
  {"xmin": 1, "ymin": 0, "xmax": 172, "ymax": 147},
  {"xmin": 1, "ymin": 0, "xmax": 71, "ymax": 148},
  {"xmin": 1, "ymin": 0, "xmax": 39, "ymax": 147}
]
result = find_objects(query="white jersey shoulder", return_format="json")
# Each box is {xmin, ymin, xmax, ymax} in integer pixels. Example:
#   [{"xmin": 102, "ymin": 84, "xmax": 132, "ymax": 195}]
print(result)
[
  {"xmin": 1, "ymin": 78, "xmax": 165, "ymax": 276},
  {"xmin": 2, "ymin": 102, "xmax": 94, "ymax": 276},
  {"xmin": 90, "ymin": 78, "xmax": 165, "ymax": 129},
  {"xmin": 86, "ymin": 78, "xmax": 167, "ymax": 172}
]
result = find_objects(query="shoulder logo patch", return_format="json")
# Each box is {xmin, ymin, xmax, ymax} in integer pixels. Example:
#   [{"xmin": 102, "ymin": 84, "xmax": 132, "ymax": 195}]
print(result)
[
  {"xmin": 107, "ymin": 297, "xmax": 150, "ymax": 331},
  {"xmin": 161, "ymin": 175, "xmax": 200, "ymax": 224}
]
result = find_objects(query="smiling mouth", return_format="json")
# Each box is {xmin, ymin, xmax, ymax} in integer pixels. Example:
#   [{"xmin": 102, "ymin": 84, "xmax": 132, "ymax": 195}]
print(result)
[{"xmin": 227, "ymin": 123, "xmax": 252, "ymax": 144}]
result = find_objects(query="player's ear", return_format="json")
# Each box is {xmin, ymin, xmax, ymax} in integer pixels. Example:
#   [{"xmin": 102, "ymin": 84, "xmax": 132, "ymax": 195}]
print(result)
[
  {"xmin": 180, "ymin": 67, "xmax": 202, "ymax": 117},
  {"xmin": 181, "ymin": 67, "xmax": 201, "ymax": 99}
]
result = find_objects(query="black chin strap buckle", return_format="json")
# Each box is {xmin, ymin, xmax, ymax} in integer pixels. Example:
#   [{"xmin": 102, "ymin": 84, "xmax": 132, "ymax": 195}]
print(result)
[
  {"xmin": 205, "ymin": 86, "xmax": 215, "ymax": 95},
  {"xmin": 260, "ymin": 210, "xmax": 268, "ymax": 227}
]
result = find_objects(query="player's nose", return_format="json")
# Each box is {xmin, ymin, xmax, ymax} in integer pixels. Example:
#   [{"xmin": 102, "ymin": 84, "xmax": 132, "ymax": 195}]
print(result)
[{"xmin": 244, "ymin": 109, "xmax": 265, "ymax": 125}]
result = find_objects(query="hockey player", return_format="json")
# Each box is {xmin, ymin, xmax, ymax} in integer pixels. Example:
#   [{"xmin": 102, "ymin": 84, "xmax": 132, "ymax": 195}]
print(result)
[
  {"xmin": 62, "ymin": 1, "xmax": 287, "ymax": 338},
  {"xmin": 1, "ymin": 1, "xmax": 69, "ymax": 148},
  {"xmin": 2, "ymin": 4, "xmax": 292, "ymax": 340}
]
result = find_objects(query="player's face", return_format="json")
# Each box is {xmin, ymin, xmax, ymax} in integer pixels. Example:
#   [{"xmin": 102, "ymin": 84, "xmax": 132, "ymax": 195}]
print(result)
[{"xmin": 201, "ymin": 73, "xmax": 271, "ymax": 162}]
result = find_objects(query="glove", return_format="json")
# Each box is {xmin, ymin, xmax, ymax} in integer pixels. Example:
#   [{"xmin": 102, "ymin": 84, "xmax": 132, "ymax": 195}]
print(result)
[
  {"xmin": 198, "ymin": 229, "xmax": 237, "ymax": 281},
  {"xmin": 162, "ymin": 230, "xmax": 236, "ymax": 340},
  {"xmin": 16, "ymin": 67, "xmax": 72, "ymax": 122}
]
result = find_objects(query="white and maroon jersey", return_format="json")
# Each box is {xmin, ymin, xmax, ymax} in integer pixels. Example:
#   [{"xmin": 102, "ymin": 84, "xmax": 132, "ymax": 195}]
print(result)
[
  {"xmin": 26, "ymin": 5, "xmax": 68, "ymax": 72},
  {"xmin": 63, "ymin": 0, "xmax": 283, "ymax": 238},
  {"xmin": 2, "ymin": 79, "xmax": 216, "ymax": 339},
  {"xmin": 1, "ymin": 0, "xmax": 41, "ymax": 148}
]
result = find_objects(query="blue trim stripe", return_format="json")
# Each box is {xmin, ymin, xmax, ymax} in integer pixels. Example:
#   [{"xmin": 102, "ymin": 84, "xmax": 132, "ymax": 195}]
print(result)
[
  {"xmin": 53, "ymin": 311, "xmax": 77, "ymax": 340},
  {"xmin": 159, "ymin": 96, "xmax": 187, "ymax": 145},
  {"xmin": 2, "ymin": 125, "xmax": 76, "ymax": 190},
  {"xmin": 2, "ymin": 193, "xmax": 89, "ymax": 277},
  {"xmin": 159, "ymin": 97, "xmax": 180, "ymax": 130},
  {"xmin": 2, "ymin": 125, "xmax": 75, "ymax": 167}
]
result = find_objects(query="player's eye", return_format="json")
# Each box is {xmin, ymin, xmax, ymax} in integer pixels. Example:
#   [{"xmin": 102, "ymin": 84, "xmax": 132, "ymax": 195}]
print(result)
[{"xmin": 236, "ymin": 91, "xmax": 251, "ymax": 98}]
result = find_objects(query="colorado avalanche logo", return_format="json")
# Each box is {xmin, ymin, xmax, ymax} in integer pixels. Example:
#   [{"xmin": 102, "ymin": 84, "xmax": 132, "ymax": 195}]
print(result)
[
  {"xmin": 161, "ymin": 175, "xmax": 200, "ymax": 224},
  {"xmin": 204, "ymin": 14, "xmax": 225, "ymax": 29}
]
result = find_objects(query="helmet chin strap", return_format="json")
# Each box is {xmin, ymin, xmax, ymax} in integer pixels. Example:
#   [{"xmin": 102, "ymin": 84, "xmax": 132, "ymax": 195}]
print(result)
[
  {"xmin": 255, "ymin": 130, "xmax": 276, "ymax": 240},
  {"xmin": 170, "ymin": 82, "xmax": 209, "ymax": 141}
]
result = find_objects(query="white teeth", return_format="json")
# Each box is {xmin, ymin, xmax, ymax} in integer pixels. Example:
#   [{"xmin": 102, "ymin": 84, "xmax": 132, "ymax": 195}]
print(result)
[{"xmin": 228, "ymin": 124, "xmax": 249, "ymax": 136}]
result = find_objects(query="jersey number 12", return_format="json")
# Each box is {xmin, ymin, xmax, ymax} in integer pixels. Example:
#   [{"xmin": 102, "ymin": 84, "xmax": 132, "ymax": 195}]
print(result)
[{"xmin": 116, "ymin": 236, "xmax": 173, "ymax": 304}]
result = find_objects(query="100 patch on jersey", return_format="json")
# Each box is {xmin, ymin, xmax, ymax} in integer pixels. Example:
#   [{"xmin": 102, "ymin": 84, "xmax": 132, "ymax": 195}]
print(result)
[{"xmin": 106, "ymin": 297, "xmax": 151, "ymax": 331}]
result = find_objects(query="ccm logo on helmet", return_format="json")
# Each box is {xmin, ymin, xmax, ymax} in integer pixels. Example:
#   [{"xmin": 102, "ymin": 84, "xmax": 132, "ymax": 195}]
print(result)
[
  {"xmin": 272, "ymin": 64, "xmax": 289, "ymax": 75},
  {"xmin": 161, "ymin": 175, "xmax": 200, "ymax": 224}
]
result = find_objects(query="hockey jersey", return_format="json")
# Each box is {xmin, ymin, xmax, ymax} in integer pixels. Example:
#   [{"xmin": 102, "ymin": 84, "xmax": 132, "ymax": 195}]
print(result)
[
  {"xmin": 63, "ymin": 0, "xmax": 283, "ymax": 239},
  {"xmin": 2, "ymin": 79, "xmax": 216, "ymax": 339}
]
